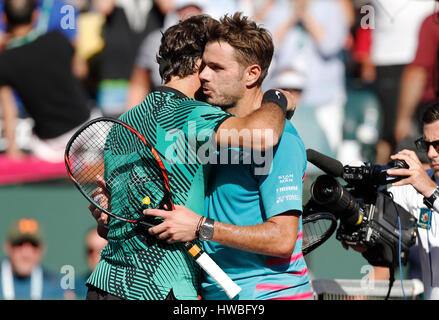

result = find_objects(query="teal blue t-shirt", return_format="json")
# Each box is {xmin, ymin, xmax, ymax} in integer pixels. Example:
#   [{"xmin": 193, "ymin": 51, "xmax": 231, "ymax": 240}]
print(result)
[{"xmin": 202, "ymin": 121, "xmax": 312, "ymax": 300}]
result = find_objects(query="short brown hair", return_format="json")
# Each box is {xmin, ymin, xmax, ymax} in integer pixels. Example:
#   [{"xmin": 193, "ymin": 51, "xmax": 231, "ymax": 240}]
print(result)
[
  {"xmin": 206, "ymin": 12, "xmax": 274, "ymax": 86},
  {"xmin": 157, "ymin": 15, "xmax": 215, "ymax": 83},
  {"xmin": 422, "ymin": 101, "xmax": 439, "ymax": 125}
]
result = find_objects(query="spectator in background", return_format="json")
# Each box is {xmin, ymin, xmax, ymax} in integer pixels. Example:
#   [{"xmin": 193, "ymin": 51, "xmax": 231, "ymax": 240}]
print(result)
[
  {"xmin": 126, "ymin": 0, "xmax": 206, "ymax": 108},
  {"xmin": 361, "ymin": 0, "xmax": 436, "ymax": 164},
  {"xmin": 0, "ymin": 0, "xmax": 79, "ymax": 47},
  {"xmin": 394, "ymin": 9, "xmax": 439, "ymax": 164},
  {"xmin": 0, "ymin": 0, "xmax": 87, "ymax": 79},
  {"xmin": 0, "ymin": 0, "xmax": 92, "ymax": 162},
  {"xmin": 72, "ymin": 227, "xmax": 107, "ymax": 299},
  {"xmin": 272, "ymin": 0, "xmax": 350, "ymax": 165},
  {"xmin": 261, "ymin": 1, "xmax": 307, "ymax": 103},
  {"xmin": 94, "ymin": 0, "xmax": 168, "ymax": 117},
  {"xmin": 0, "ymin": 218, "xmax": 64, "ymax": 299}
]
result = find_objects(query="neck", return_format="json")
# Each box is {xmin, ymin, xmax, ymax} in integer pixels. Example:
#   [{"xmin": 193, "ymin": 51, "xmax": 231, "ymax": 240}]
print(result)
[
  {"xmin": 165, "ymin": 74, "xmax": 200, "ymax": 99},
  {"xmin": 225, "ymin": 87, "xmax": 263, "ymax": 117},
  {"xmin": 10, "ymin": 24, "xmax": 33, "ymax": 39}
]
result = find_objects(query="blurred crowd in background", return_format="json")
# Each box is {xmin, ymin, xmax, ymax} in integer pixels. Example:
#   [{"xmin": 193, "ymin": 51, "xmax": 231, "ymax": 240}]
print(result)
[
  {"xmin": 1, "ymin": 0, "xmax": 438, "ymax": 166},
  {"xmin": 0, "ymin": 0, "xmax": 438, "ymax": 299}
]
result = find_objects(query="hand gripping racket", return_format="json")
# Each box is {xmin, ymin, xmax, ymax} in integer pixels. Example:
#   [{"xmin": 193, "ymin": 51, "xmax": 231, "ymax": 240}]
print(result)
[
  {"xmin": 302, "ymin": 211, "xmax": 337, "ymax": 256},
  {"xmin": 65, "ymin": 117, "xmax": 241, "ymax": 299}
]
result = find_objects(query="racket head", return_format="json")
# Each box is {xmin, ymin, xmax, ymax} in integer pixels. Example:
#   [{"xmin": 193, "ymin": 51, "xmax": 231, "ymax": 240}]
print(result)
[
  {"xmin": 65, "ymin": 117, "xmax": 174, "ymax": 224},
  {"xmin": 302, "ymin": 211, "xmax": 337, "ymax": 256}
]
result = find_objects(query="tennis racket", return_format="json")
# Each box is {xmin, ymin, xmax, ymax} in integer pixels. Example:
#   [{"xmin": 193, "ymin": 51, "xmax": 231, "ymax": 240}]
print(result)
[
  {"xmin": 65, "ymin": 117, "xmax": 241, "ymax": 299},
  {"xmin": 302, "ymin": 211, "xmax": 337, "ymax": 256}
]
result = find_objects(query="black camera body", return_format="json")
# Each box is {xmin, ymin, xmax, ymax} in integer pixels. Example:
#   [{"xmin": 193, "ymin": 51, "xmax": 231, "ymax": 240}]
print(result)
[
  {"xmin": 309, "ymin": 159, "xmax": 417, "ymax": 268},
  {"xmin": 335, "ymin": 191, "xmax": 417, "ymax": 267}
]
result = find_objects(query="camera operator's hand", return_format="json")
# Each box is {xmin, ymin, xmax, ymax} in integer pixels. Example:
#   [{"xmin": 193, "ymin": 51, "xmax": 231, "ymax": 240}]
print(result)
[{"xmin": 387, "ymin": 149, "xmax": 437, "ymax": 198}]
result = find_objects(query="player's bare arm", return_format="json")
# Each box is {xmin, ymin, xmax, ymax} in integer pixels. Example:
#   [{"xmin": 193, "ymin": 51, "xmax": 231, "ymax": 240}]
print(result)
[{"xmin": 145, "ymin": 206, "xmax": 300, "ymax": 258}]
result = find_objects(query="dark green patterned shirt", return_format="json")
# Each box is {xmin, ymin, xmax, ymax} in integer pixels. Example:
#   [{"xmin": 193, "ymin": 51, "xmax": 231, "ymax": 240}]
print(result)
[{"xmin": 87, "ymin": 87, "xmax": 232, "ymax": 300}]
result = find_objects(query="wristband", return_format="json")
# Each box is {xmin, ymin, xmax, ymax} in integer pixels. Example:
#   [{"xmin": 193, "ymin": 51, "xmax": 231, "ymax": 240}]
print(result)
[{"xmin": 262, "ymin": 89, "xmax": 288, "ymax": 114}]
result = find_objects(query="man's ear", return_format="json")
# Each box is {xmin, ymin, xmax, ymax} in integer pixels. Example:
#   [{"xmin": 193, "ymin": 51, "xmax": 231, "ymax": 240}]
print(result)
[{"xmin": 245, "ymin": 64, "xmax": 262, "ymax": 87}]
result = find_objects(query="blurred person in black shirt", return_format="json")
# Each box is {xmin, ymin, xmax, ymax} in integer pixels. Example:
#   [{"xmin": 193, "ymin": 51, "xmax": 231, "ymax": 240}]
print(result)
[
  {"xmin": 0, "ymin": 0, "xmax": 92, "ymax": 162},
  {"xmin": 93, "ymin": 0, "xmax": 167, "ymax": 117}
]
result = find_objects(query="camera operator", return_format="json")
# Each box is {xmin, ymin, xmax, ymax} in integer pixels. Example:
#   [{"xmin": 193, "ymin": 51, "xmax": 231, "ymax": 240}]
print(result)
[{"xmin": 356, "ymin": 102, "xmax": 439, "ymax": 300}]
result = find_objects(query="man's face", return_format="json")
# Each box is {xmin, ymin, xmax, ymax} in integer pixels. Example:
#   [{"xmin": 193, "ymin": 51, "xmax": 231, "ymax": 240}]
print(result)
[
  {"xmin": 199, "ymin": 41, "xmax": 247, "ymax": 108},
  {"xmin": 6, "ymin": 240, "xmax": 43, "ymax": 277},
  {"xmin": 424, "ymin": 120, "xmax": 439, "ymax": 179}
]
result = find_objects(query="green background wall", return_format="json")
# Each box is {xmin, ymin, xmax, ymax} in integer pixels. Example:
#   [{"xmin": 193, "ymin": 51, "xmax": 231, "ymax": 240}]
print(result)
[{"xmin": 0, "ymin": 181, "xmax": 96, "ymax": 278}]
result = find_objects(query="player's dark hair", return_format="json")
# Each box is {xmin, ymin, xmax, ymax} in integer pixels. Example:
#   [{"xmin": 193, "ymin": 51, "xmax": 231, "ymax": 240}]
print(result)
[
  {"xmin": 157, "ymin": 15, "xmax": 217, "ymax": 83},
  {"xmin": 206, "ymin": 12, "xmax": 274, "ymax": 87},
  {"xmin": 4, "ymin": 0, "xmax": 37, "ymax": 31},
  {"xmin": 422, "ymin": 101, "xmax": 439, "ymax": 124}
]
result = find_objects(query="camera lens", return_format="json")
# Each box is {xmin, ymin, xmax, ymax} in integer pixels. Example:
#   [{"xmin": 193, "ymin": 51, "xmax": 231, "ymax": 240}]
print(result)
[
  {"xmin": 311, "ymin": 175, "xmax": 339, "ymax": 203},
  {"xmin": 311, "ymin": 175, "xmax": 363, "ymax": 227}
]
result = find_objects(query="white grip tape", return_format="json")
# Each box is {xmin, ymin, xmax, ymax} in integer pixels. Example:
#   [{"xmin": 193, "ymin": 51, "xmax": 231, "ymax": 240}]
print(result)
[{"xmin": 195, "ymin": 252, "xmax": 241, "ymax": 299}]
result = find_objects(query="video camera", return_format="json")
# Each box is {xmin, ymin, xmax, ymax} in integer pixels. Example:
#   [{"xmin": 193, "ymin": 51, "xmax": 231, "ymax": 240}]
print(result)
[{"xmin": 306, "ymin": 149, "xmax": 417, "ymax": 269}]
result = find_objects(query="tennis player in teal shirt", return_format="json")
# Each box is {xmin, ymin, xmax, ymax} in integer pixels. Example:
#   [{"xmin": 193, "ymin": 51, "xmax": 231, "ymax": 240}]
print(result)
[
  {"xmin": 148, "ymin": 119, "xmax": 312, "ymax": 300},
  {"xmin": 200, "ymin": 120, "xmax": 311, "ymax": 300}
]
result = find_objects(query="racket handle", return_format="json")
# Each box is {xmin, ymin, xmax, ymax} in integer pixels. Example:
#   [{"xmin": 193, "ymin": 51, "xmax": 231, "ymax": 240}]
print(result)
[{"xmin": 185, "ymin": 243, "xmax": 241, "ymax": 299}]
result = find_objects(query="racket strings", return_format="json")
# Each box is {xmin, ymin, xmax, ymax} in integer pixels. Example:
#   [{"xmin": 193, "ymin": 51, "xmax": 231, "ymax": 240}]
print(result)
[
  {"xmin": 68, "ymin": 121, "xmax": 113, "ymax": 195},
  {"xmin": 302, "ymin": 215, "xmax": 337, "ymax": 254},
  {"xmin": 103, "ymin": 149, "xmax": 169, "ymax": 221},
  {"xmin": 67, "ymin": 119, "xmax": 173, "ymax": 223}
]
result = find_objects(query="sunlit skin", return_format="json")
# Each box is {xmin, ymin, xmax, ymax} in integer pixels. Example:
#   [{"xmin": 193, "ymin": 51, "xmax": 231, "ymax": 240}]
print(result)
[
  {"xmin": 199, "ymin": 41, "xmax": 263, "ymax": 117},
  {"xmin": 199, "ymin": 41, "xmax": 247, "ymax": 108}
]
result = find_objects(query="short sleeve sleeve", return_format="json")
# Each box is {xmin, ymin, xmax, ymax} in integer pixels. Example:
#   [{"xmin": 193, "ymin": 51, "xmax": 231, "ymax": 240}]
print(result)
[
  {"xmin": 256, "ymin": 130, "xmax": 307, "ymax": 219},
  {"xmin": 411, "ymin": 15, "xmax": 439, "ymax": 69},
  {"xmin": 185, "ymin": 102, "xmax": 234, "ymax": 144}
]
